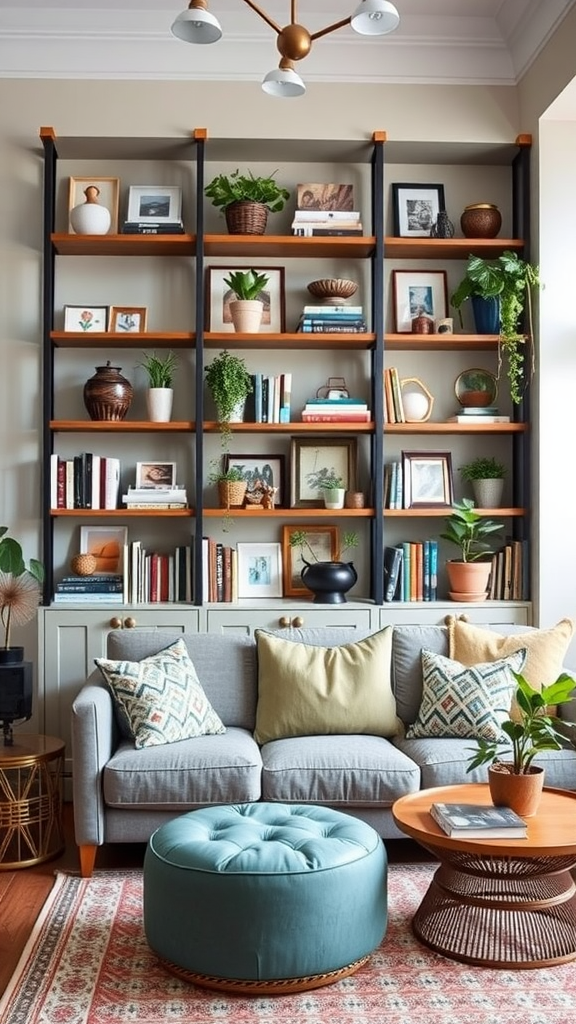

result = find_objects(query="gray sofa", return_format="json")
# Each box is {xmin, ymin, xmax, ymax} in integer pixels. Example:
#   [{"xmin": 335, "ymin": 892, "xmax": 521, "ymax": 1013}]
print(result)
[{"xmin": 71, "ymin": 623, "xmax": 576, "ymax": 876}]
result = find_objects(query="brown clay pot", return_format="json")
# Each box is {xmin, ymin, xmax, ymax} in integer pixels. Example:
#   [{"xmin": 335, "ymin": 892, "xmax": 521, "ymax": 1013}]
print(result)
[
  {"xmin": 83, "ymin": 361, "xmax": 133, "ymax": 421},
  {"xmin": 460, "ymin": 203, "xmax": 502, "ymax": 239},
  {"xmin": 488, "ymin": 763, "xmax": 544, "ymax": 817},
  {"xmin": 445, "ymin": 560, "xmax": 492, "ymax": 601}
]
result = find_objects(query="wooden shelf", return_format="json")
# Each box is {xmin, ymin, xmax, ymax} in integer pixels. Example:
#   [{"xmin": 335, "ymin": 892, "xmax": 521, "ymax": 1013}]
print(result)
[
  {"xmin": 385, "ymin": 422, "xmax": 527, "ymax": 434},
  {"xmin": 385, "ymin": 333, "xmax": 501, "ymax": 351},
  {"xmin": 202, "ymin": 234, "xmax": 376, "ymax": 259},
  {"xmin": 202, "ymin": 421, "xmax": 374, "ymax": 434},
  {"xmin": 383, "ymin": 238, "xmax": 524, "ymax": 259},
  {"xmin": 384, "ymin": 507, "xmax": 525, "ymax": 518},
  {"xmin": 50, "ymin": 420, "xmax": 194, "ymax": 432},
  {"xmin": 51, "ymin": 233, "xmax": 196, "ymax": 256},
  {"xmin": 203, "ymin": 507, "xmax": 374, "ymax": 518},
  {"xmin": 50, "ymin": 508, "xmax": 194, "ymax": 517},
  {"xmin": 51, "ymin": 332, "xmax": 194, "ymax": 348},
  {"xmin": 204, "ymin": 332, "xmax": 375, "ymax": 350}
]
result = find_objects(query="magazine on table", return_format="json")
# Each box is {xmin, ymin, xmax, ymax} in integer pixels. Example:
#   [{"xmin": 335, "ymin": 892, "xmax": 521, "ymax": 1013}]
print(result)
[{"xmin": 430, "ymin": 802, "xmax": 528, "ymax": 839}]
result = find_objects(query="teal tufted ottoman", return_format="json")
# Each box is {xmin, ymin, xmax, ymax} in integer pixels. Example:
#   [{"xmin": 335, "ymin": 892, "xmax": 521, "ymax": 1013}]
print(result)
[{"xmin": 143, "ymin": 802, "xmax": 388, "ymax": 994}]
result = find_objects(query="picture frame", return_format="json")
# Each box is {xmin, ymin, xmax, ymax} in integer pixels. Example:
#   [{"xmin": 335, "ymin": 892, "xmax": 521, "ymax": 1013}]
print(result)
[
  {"xmin": 224, "ymin": 453, "xmax": 286, "ymax": 508},
  {"xmin": 290, "ymin": 437, "xmax": 357, "ymax": 508},
  {"xmin": 126, "ymin": 185, "xmax": 182, "ymax": 224},
  {"xmin": 79, "ymin": 525, "xmax": 128, "ymax": 576},
  {"xmin": 393, "ymin": 270, "xmax": 448, "ymax": 333},
  {"xmin": 68, "ymin": 176, "xmax": 120, "ymax": 234},
  {"xmin": 391, "ymin": 183, "xmax": 445, "ymax": 237},
  {"xmin": 135, "ymin": 462, "xmax": 177, "ymax": 488},
  {"xmin": 63, "ymin": 305, "xmax": 108, "ymax": 333},
  {"xmin": 296, "ymin": 183, "xmax": 354, "ymax": 211},
  {"xmin": 281, "ymin": 525, "xmax": 338, "ymax": 597},
  {"xmin": 401, "ymin": 450, "xmax": 453, "ymax": 508},
  {"xmin": 205, "ymin": 266, "xmax": 286, "ymax": 333},
  {"xmin": 236, "ymin": 542, "xmax": 283, "ymax": 599},
  {"xmin": 109, "ymin": 306, "xmax": 148, "ymax": 334}
]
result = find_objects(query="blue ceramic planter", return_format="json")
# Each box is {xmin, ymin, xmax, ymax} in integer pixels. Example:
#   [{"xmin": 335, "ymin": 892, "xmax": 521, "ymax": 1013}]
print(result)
[{"xmin": 471, "ymin": 295, "xmax": 500, "ymax": 334}]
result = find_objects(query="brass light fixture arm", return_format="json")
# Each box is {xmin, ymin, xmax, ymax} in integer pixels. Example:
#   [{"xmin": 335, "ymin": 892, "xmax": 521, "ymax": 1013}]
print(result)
[{"xmin": 241, "ymin": 0, "xmax": 282, "ymax": 35}]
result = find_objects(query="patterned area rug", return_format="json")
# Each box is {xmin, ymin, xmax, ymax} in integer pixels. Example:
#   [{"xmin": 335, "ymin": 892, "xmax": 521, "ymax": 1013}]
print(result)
[{"xmin": 2, "ymin": 864, "xmax": 576, "ymax": 1024}]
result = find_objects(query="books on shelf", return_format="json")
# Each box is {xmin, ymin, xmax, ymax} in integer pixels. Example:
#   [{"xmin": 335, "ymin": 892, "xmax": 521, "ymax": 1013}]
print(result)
[
  {"xmin": 122, "ymin": 486, "xmax": 188, "ymax": 508},
  {"xmin": 303, "ymin": 305, "xmax": 363, "ymax": 316},
  {"xmin": 302, "ymin": 396, "xmax": 370, "ymax": 423},
  {"xmin": 122, "ymin": 221, "xmax": 185, "ymax": 234},
  {"xmin": 381, "ymin": 535, "xmax": 438, "ymax": 601},
  {"xmin": 297, "ymin": 310, "xmax": 367, "ymax": 333},
  {"xmin": 50, "ymin": 453, "xmax": 120, "ymax": 510},
  {"xmin": 383, "ymin": 368, "xmax": 405, "ymax": 423},
  {"xmin": 430, "ymin": 802, "xmax": 527, "ymax": 839},
  {"xmin": 245, "ymin": 373, "xmax": 292, "ymax": 424},
  {"xmin": 448, "ymin": 414, "xmax": 511, "ymax": 423}
]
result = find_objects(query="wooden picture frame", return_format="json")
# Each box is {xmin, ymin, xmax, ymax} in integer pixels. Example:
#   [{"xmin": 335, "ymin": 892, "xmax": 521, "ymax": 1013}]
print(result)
[
  {"xmin": 282, "ymin": 525, "xmax": 338, "ymax": 597},
  {"xmin": 290, "ymin": 437, "xmax": 357, "ymax": 508},
  {"xmin": 205, "ymin": 266, "xmax": 286, "ymax": 333},
  {"xmin": 127, "ymin": 185, "xmax": 182, "ymax": 224},
  {"xmin": 224, "ymin": 453, "xmax": 286, "ymax": 508},
  {"xmin": 68, "ymin": 176, "xmax": 120, "ymax": 234},
  {"xmin": 391, "ymin": 183, "xmax": 445, "ymax": 237},
  {"xmin": 79, "ymin": 525, "xmax": 127, "ymax": 575},
  {"xmin": 236, "ymin": 542, "xmax": 283, "ymax": 599},
  {"xmin": 393, "ymin": 269, "xmax": 448, "ymax": 333},
  {"xmin": 135, "ymin": 462, "xmax": 177, "ymax": 488},
  {"xmin": 109, "ymin": 306, "xmax": 148, "ymax": 333},
  {"xmin": 63, "ymin": 305, "xmax": 108, "ymax": 333},
  {"xmin": 401, "ymin": 450, "xmax": 453, "ymax": 508}
]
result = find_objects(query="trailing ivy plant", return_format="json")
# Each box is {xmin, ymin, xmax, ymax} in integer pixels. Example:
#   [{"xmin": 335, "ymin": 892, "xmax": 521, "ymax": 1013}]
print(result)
[
  {"xmin": 451, "ymin": 251, "xmax": 540, "ymax": 405},
  {"xmin": 204, "ymin": 350, "xmax": 253, "ymax": 450}
]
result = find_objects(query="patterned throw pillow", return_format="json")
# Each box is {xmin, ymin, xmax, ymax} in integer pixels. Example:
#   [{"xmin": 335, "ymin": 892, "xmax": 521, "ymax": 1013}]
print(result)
[
  {"xmin": 405, "ymin": 647, "xmax": 527, "ymax": 741},
  {"xmin": 95, "ymin": 638, "xmax": 225, "ymax": 748}
]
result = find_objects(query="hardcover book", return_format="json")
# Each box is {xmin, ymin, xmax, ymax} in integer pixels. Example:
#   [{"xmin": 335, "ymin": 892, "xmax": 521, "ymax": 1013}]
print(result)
[{"xmin": 430, "ymin": 802, "xmax": 527, "ymax": 838}]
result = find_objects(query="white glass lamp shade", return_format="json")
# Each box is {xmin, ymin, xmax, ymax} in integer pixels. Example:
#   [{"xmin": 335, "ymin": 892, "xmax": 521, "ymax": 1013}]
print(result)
[
  {"xmin": 262, "ymin": 67, "xmax": 306, "ymax": 98},
  {"xmin": 351, "ymin": 0, "xmax": 400, "ymax": 36},
  {"xmin": 171, "ymin": 6, "xmax": 222, "ymax": 44}
]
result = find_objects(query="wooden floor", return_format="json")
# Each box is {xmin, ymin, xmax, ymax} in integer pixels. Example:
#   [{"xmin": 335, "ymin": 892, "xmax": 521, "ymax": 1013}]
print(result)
[{"xmin": 0, "ymin": 804, "xmax": 433, "ymax": 999}]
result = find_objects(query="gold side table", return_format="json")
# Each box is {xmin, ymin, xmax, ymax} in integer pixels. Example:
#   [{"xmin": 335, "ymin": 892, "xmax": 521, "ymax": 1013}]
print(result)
[{"xmin": 0, "ymin": 735, "xmax": 65, "ymax": 869}]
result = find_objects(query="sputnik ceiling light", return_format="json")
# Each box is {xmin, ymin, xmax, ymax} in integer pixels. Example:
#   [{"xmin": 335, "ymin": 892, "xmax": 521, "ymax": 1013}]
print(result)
[{"xmin": 171, "ymin": 1, "xmax": 400, "ymax": 97}]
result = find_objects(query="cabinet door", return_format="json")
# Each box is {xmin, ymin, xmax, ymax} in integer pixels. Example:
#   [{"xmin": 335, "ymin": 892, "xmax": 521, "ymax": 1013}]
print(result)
[
  {"xmin": 207, "ymin": 604, "xmax": 374, "ymax": 635},
  {"xmin": 378, "ymin": 603, "xmax": 530, "ymax": 629}
]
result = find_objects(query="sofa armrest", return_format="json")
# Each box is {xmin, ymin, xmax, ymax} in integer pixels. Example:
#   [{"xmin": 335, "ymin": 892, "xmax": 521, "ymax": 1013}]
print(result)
[{"xmin": 71, "ymin": 669, "xmax": 117, "ymax": 847}]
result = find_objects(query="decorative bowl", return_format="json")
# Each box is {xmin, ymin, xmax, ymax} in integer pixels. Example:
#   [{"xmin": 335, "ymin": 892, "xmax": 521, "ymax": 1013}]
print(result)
[{"xmin": 307, "ymin": 278, "xmax": 358, "ymax": 304}]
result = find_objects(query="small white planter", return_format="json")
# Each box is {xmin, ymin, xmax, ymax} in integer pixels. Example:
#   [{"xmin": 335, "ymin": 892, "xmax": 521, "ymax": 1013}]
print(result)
[
  {"xmin": 323, "ymin": 488, "xmax": 346, "ymax": 510},
  {"xmin": 146, "ymin": 387, "xmax": 173, "ymax": 423}
]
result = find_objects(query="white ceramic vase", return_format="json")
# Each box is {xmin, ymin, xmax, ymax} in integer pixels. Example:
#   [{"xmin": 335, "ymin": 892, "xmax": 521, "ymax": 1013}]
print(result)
[
  {"xmin": 324, "ymin": 488, "xmax": 346, "ymax": 510},
  {"xmin": 146, "ymin": 388, "xmax": 173, "ymax": 423},
  {"xmin": 69, "ymin": 185, "xmax": 111, "ymax": 235}
]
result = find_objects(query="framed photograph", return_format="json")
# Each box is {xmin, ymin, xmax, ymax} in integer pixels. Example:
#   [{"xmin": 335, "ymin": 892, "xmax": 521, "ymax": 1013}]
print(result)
[
  {"xmin": 206, "ymin": 266, "xmax": 286, "ymax": 333},
  {"xmin": 109, "ymin": 306, "xmax": 148, "ymax": 333},
  {"xmin": 296, "ymin": 183, "xmax": 354, "ymax": 211},
  {"xmin": 401, "ymin": 450, "xmax": 453, "ymax": 509},
  {"xmin": 68, "ymin": 176, "xmax": 120, "ymax": 234},
  {"xmin": 391, "ymin": 183, "xmax": 445, "ymax": 237},
  {"xmin": 236, "ymin": 542, "xmax": 283, "ymax": 599},
  {"xmin": 79, "ymin": 525, "xmax": 127, "ymax": 575},
  {"xmin": 393, "ymin": 270, "xmax": 448, "ymax": 333},
  {"xmin": 63, "ymin": 305, "xmax": 108, "ymax": 333},
  {"xmin": 224, "ymin": 453, "xmax": 286, "ymax": 508},
  {"xmin": 281, "ymin": 525, "xmax": 338, "ymax": 597},
  {"xmin": 290, "ymin": 437, "xmax": 357, "ymax": 508},
  {"xmin": 127, "ymin": 185, "xmax": 182, "ymax": 224},
  {"xmin": 135, "ymin": 462, "xmax": 177, "ymax": 488}
]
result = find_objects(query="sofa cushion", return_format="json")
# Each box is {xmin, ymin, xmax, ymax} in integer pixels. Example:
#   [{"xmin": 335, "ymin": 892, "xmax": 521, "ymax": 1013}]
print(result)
[
  {"xmin": 254, "ymin": 627, "xmax": 400, "ymax": 745},
  {"xmin": 390, "ymin": 624, "xmax": 449, "ymax": 724},
  {"xmin": 95, "ymin": 638, "xmax": 226, "ymax": 749},
  {"xmin": 406, "ymin": 647, "xmax": 526, "ymax": 741},
  {"xmin": 448, "ymin": 617, "xmax": 574, "ymax": 690},
  {"xmin": 261, "ymin": 734, "xmax": 420, "ymax": 805}
]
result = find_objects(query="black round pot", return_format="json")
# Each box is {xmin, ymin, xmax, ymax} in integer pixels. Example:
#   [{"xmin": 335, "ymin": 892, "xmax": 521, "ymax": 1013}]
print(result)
[
  {"xmin": 300, "ymin": 561, "xmax": 358, "ymax": 604},
  {"xmin": 0, "ymin": 646, "xmax": 25, "ymax": 665}
]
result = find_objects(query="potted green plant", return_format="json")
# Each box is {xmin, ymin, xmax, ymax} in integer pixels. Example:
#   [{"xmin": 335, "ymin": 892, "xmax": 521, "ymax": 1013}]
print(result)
[
  {"xmin": 0, "ymin": 526, "xmax": 44, "ymax": 662},
  {"xmin": 204, "ymin": 351, "xmax": 253, "ymax": 449},
  {"xmin": 320, "ymin": 476, "xmax": 345, "ymax": 510},
  {"xmin": 205, "ymin": 169, "xmax": 290, "ymax": 235},
  {"xmin": 450, "ymin": 251, "xmax": 540, "ymax": 405},
  {"xmin": 466, "ymin": 670, "xmax": 576, "ymax": 816},
  {"xmin": 208, "ymin": 461, "xmax": 248, "ymax": 511},
  {"xmin": 223, "ymin": 269, "xmax": 269, "ymax": 333},
  {"xmin": 138, "ymin": 351, "xmax": 178, "ymax": 422},
  {"xmin": 440, "ymin": 498, "xmax": 502, "ymax": 600},
  {"xmin": 289, "ymin": 529, "xmax": 358, "ymax": 604},
  {"xmin": 459, "ymin": 456, "xmax": 506, "ymax": 509}
]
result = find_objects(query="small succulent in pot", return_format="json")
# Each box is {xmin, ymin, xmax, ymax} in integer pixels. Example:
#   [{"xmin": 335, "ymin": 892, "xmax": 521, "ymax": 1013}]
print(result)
[
  {"xmin": 459, "ymin": 456, "xmax": 506, "ymax": 482},
  {"xmin": 223, "ymin": 268, "xmax": 269, "ymax": 301}
]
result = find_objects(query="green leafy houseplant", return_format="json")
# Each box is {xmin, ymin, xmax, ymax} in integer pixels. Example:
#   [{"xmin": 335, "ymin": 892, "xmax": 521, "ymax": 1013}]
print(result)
[
  {"xmin": 0, "ymin": 527, "xmax": 45, "ymax": 650},
  {"xmin": 459, "ymin": 456, "xmax": 506, "ymax": 482},
  {"xmin": 205, "ymin": 169, "xmax": 290, "ymax": 213},
  {"xmin": 466, "ymin": 671, "xmax": 576, "ymax": 775},
  {"xmin": 224, "ymin": 269, "xmax": 269, "ymax": 301},
  {"xmin": 450, "ymin": 251, "xmax": 540, "ymax": 405},
  {"xmin": 440, "ymin": 498, "xmax": 502, "ymax": 563},
  {"xmin": 204, "ymin": 350, "xmax": 253, "ymax": 448},
  {"xmin": 138, "ymin": 351, "xmax": 177, "ymax": 388},
  {"xmin": 321, "ymin": 477, "xmax": 344, "ymax": 491},
  {"xmin": 207, "ymin": 461, "xmax": 245, "ymax": 485},
  {"xmin": 289, "ymin": 529, "xmax": 358, "ymax": 564}
]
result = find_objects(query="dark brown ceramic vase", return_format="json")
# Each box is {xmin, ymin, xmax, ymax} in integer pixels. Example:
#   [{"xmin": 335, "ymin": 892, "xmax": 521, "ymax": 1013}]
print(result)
[
  {"xmin": 460, "ymin": 203, "xmax": 502, "ymax": 238},
  {"xmin": 84, "ymin": 361, "xmax": 133, "ymax": 421}
]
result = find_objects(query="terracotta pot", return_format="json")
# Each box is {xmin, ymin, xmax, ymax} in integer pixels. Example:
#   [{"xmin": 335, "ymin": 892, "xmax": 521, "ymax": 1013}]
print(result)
[
  {"xmin": 445, "ymin": 560, "xmax": 491, "ymax": 601},
  {"xmin": 229, "ymin": 300, "xmax": 264, "ymax": 333},
  {"xmin": 488, "ymin": 763, "xmax": 545, "ymax": 817}
]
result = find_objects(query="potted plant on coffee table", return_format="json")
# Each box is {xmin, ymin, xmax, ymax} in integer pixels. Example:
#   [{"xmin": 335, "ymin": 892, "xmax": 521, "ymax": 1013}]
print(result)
[
  {"xmin": 440, "ymin": 498, "xmax": 502, "ymax": 600},
  {"xmin": 205, "ymin": 168, "xmax": 290, "ymax": 235},
  {"xmin": 289, "ymin": 529, "xmax": 358, "ymax": 604},
  {"xmin": 467, "ymin": 670, "xmax": 576, "ymax": 816},
  {"xmin": 0, "ymin": 526, "xmax": 44, "ymax": 663},
  {"xmin": 223, "ymin": 269, "xmax": 269, "ymax": 333},
  {"xmin": 138, "ymin": 350, "xmax": 177, "ymax": 422},
  {"xmin": 205, "ymin": 350, "xmax": 253, "ymax": 450},
  {"xmin": 459, "ymin": 456, "xmax": 506, "ymax": 509}
]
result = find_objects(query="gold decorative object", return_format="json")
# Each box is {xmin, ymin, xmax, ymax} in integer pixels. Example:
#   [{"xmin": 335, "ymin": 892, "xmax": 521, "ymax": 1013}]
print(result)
[
  {"xmin": 400, "ymin": 378, "xmax": 434, "ymax": 422},
  {"xmin": 70, "ymin": 553, "xmax": 97, "ymax": 577},
  {"xmin": 307, "ymin": 279, "xmax": 358, "ymax": 304}
]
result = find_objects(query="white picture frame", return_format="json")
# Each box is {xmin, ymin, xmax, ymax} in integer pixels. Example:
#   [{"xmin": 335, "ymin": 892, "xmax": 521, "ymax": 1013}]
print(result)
[
  {"xmin": 126, "ymin": 185, "xmax": 182, "ymax": 224},
  {"xmin": 206, "ymin": 266, "xmax": 286, "ymax": 333},
  {"xmin": 63, "ymin": 305, "xmax": 108, "ymax": 332},
  {"xmin": 135, "ymin": 462, "xmax": 177, "ymax": 488},
  {"xmin": 392, "ymin": 270, "xmax": 449, "ymax": 333},
  {"xmin": 236, "ymin": 542, "xmax": 283, "ymax": 599},
  {"xmin": 79, "ymin": 525, "xmax": 128, "ymax": 575}
]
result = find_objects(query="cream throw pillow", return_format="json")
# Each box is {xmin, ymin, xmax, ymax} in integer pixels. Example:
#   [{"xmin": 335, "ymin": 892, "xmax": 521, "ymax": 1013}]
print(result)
[
  {"xmin": 448, "ymin": 617, "xmax": 574, "ymax": 689},
  {"xmin": 254, "ymin": 627, "xmax": 400, "ymax": 744}
]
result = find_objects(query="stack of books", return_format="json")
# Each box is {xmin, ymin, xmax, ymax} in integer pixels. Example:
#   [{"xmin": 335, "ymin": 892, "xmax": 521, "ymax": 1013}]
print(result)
[
  {"xmin": 430, "ymin": 801, "xmax": 527, "ymax": 839},
  {"xmin": 203, "ymin": 538, "xmax": 237, "ymax": 603},
  {"xmin": 301, "ymin": 397, "xmax": 370, "ymax": 423},
  {"xmin": 383, "ymin": 368, "xmax": 405, "ymax": 423},
  {"xmin": 292, "ymin": 210, "xmax": 363, "ymax": 236},
  {"xmin": 383, "ymin": 540, "xmax": 438, "ymax": 602},
  {"xmin": 126, "ymin": 541, "xmax": 194, "ymax": 603},
  {"xmin": 122, "ymin": 220, "xmax": 185, "ymax": 235},
  {"xmin": 448, "ymin": 406, "xmax": 511, "ymax": 424},
  {"xmin": 53, "ymin": 574, "xmax": 124, "ymax": 604},
  {"xmin": 297, "ymin": 305, "xmax": 367, "ymax": 333},
  {"xmin": 488, "ymin": 539, "xmax": 529, "ymax": 600},
  {"xmin": 122, "ymin": 486, "xmax": 188, "ymax": 509},
  {"xmin": 50, "ymin": 453, "xmax": 120, "ymax": 510},
  {"xmin": 244, "ymin": 372, "xmax": 292, "ymax": 424}
]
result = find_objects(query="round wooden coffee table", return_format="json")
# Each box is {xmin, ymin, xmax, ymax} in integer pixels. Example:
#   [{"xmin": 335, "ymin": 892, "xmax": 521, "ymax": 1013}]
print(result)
[{"xmin": 393, "ymin": 783, "xmax": 576, "ymax": 969}]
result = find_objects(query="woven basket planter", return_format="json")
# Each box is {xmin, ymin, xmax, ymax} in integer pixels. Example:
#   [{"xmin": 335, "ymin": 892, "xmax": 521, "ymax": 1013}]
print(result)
[
  {"xmin": 225, "ymin": 201, "xmax": 268, "ymax": 235},
  {"xmin": 218, "ymin": 480, "xmax": 247, "ymax": 509}
]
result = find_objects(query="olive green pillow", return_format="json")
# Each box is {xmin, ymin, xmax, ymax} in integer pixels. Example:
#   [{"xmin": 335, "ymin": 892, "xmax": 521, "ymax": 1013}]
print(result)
[{"xmin": 254, "ymin": 627, "xmax": 400, "ymax": 744}]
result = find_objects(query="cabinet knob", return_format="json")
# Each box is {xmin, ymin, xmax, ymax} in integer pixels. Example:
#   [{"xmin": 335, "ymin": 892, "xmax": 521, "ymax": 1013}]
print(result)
[
  {"xmin": 292, "ymin": 616, "xmax": 304, "ymax": 628},
  {"xmin": 124, "ymin": 617, "xmax": 137, "ymax": 629},
  {"xmin": 278, "ymin": 616, "xmax": 291, "ymax": 628},
  {"xmin": 109, "ymin": 617, "xmax": 122, "ymax": 629}
]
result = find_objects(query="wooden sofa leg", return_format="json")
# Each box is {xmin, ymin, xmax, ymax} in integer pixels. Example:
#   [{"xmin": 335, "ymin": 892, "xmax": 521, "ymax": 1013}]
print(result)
[{"xmin": 79, "ymin": 844, "xmax": 98, "ymax": 878}]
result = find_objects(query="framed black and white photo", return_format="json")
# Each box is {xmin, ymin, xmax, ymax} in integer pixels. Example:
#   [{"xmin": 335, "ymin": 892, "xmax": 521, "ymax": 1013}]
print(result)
[
  {"xmin": 205, "ymin": 266, "xmax": 286, "ymax": 333},
  {"xmin": 68, "ymin": 176, "xmax": 120, "ymax": 234},
  {"xmin": 224, "ymin": 453, "xmax": 286, "ymax": 508},
  {"xmin": 236, "ymin": 542, "xmax": 282, "ymax": 599},
  {"xmin": 79, "ymin": 525, "xmax": 127, "ymax": 575},
  {"xmin": 63, "ymin": 305, "xmax": 108, "ymax": 332},
  {"xmin": 135, "ymin": 462, "xmax": 177, "ymax": 488},
  {"xmin": 401, "ymin": 450, "xmax": 453, "ymax": 508},
  {"xmin": 281, "ymin": 525, "xmax": 338, "ymax": 597},
  {"xmin": 391, "ymin": 183, "xmax": 445, "ymax": 237},
  {"xmin": 290, "ymin": 437, "xmax": 357, "ymax": 508},
  {"xmin": 109, "ymin": 306, "xmax": 147, "ymax": 333},
  {"xmin": 127, "ymin": 185, "xmax": 182, "ymax": 224},
  {"xmin": 393, "ymin": 270, "xmax": 448, "ymax": 333}
]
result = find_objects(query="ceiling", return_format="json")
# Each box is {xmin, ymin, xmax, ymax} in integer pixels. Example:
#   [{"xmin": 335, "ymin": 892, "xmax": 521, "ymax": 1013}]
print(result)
[{"xmin": 0, "ymin": 0, "xmax": 575, "ymax": 86}]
